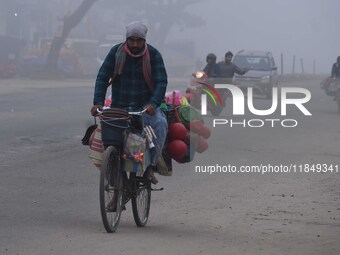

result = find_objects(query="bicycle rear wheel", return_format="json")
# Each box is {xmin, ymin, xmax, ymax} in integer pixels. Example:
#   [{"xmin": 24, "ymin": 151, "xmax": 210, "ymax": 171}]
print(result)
[
  {"xmin": 99, "ymin": 146, "xmax": 123, "ymax": 233},
  {"xmin": 131, "ymin": 174, "xmax": 151, "ymax": 227}
]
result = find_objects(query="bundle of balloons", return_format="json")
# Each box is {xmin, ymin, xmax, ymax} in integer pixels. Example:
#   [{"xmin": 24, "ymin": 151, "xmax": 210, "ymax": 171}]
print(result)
[{"xmin": 166, "ymin": 118, "xmax": 211, "ymax": 163}]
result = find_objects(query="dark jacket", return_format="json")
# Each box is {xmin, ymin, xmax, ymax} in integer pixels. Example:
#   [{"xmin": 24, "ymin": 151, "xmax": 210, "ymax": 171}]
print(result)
[
  {"xmin": 331, "ymin": 63, "xmax": 340, "ymax": 78},
  {"xmin": 94, "ymin": 43, "xmax": 168, "ymax": 110},
  {"xmin": 203, "ymin": 63, "xmax": 221, "ymax": 77},
  {"xmin": 217, "ymin": 62, "xmax": 246, "ymax": 78}
]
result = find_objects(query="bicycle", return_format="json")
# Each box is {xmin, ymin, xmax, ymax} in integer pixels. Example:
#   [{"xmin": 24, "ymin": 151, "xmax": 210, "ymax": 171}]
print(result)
[{"xmin": 98, "ymin": 108, "xmax": 156, "ymax": 233}]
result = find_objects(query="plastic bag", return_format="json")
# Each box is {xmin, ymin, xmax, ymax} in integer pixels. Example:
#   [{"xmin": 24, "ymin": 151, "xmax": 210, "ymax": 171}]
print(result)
[
  {"xmin": 123, "ymin": 133, "xmax": 147, "ymax": 163},
  {"xmin": 165, "ymin": 90, "xmax": 182, "ymax": 106}
]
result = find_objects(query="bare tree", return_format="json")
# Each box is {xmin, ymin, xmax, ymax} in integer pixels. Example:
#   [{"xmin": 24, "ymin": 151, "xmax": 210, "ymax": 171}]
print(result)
[
  {"xmin": 43, "ymin": 0, "xmax": 204, "ymax": 77},
  {"xmin": 45, "ymin": 0, "xmax": 98, "ymax": 74}
]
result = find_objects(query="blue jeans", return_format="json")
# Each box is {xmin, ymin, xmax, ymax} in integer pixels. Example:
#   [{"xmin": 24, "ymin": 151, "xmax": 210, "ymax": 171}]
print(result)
[{"xmin": 143, "ymin": 108, "xmax": 168, "ymax": 166}]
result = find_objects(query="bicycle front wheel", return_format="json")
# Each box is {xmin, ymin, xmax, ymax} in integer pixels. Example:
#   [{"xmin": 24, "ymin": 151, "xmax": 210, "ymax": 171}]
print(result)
[
  {"xmin": 131, "ymin": 175, "xmax": 151, "ymax": 227},
  {"xmin": 99, "ymin": 146, "xmax": 123, "ymax": 233}
]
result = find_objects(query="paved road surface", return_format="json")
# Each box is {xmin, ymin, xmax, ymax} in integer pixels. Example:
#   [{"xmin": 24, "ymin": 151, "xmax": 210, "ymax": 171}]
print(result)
[{"xmin": 0, "ymin": 78, "xmax": 339, "ymax": 255}]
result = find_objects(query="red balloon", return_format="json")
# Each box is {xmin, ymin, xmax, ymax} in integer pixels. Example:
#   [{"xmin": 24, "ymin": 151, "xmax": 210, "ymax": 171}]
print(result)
[
  {"xmin": 196, "ymin": 136, "xmax": 208, "ymax": 153},
  {"xmin": 189, "ymin": 119, "xmax": 204, "ymax": 133},
  {"xmin": 167, "ymin": 140, "xmax": 187, "ymax": 161},
  {"xmin": 183, "ymin": 132, "xmax": 191, "ymax": 144},
  {"xmin": 168, "ymin": 122, "xmax": 187, "ymax": 141},
  {"xmin": 198, "ymin": 125, "xmax": 211, "ymax": 139},
  {"xmin": 183, "ymin": 132, "xmax": 200, "ymax": 147}
]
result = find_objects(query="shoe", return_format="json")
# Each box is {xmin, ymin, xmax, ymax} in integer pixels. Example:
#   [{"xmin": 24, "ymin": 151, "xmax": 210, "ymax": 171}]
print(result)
[
  {"xmin": 145, "ymin": 166, "xmax": 159, "ymax": 185},
  {"xmin": 106, "ymin": 191, "xmax": 126, "ymax": 212}
]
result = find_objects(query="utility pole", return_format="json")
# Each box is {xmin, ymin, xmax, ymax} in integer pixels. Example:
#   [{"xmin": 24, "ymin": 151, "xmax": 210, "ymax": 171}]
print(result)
[
  {"xmin": 300, "ymin": 58, "xmax": 304, "ymax": 74},
  {"xmin": 280, "ymin": 53, "xmax": 284, "ymax": 75}
]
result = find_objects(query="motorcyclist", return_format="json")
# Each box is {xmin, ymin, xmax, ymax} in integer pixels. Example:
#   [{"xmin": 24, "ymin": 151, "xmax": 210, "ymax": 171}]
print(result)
[
  {"xmin": 203, "ymin": 53, "xmax": 221, "ymax": 77},
  {"xmin": 331, "ymin": 56, "xmax": 340, "ymax": 78},
  {"xmin": 218, "ymin": 51, "xmax": 248, "ymax": 78},
  {"xmin": 330, "ymin": 56, "xmax": 340, "ymax": 101}
]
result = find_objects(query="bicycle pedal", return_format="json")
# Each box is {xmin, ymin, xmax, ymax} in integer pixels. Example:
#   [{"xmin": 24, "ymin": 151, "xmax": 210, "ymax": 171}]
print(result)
[{"xmin": 151, "ymin": 187, "xmax": 164, "ymax": 191}]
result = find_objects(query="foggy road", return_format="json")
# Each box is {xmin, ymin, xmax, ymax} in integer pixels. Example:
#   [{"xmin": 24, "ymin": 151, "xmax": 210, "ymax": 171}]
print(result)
[{"xmin": 0, "ymin": 78, "xmax": 339, "ymax": 255}]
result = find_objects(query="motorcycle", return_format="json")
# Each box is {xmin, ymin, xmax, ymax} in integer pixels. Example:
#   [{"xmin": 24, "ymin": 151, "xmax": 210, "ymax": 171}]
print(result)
[
  {"xmin": 186, "ymin": 71, "xmax": 229, "ymax": 116},
  {"xmin": 320, "ymin": 77, "xmax": 340, "ymax": 114}
]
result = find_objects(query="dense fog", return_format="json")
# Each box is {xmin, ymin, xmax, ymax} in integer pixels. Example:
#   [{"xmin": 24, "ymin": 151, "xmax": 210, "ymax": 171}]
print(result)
[
  {"xmin": 180, "ymin": 0, "xmax": 340, "ymax": 74},
  {"xmin": 0, "ymin": 0, "xmax": 339, "ymax": 76}
]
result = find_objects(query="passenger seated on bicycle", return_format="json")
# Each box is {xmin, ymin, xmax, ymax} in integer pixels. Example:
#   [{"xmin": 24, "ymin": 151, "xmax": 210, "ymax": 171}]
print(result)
[{"xmin": 91, "ymin": 21, "xmax": 168, "ymax": 185}]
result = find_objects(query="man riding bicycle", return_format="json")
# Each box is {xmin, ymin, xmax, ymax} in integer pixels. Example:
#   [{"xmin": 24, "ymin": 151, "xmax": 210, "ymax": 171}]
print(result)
[{"xmin": 91, "ymin": 21, "xmax": 168, "ymax": 185}]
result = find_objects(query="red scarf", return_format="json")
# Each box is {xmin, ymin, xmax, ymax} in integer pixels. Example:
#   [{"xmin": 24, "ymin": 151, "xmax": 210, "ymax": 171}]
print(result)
[{"xmin": 110, "ymin": 42, "xmax": 153, "ymax": 91}]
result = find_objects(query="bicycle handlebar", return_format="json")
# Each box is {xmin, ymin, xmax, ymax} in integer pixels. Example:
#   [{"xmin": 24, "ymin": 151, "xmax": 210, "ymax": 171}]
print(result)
[
  {"xmin": 128, "ymin": 109, "xmax": 148, "ymax": 115},
  {"xmin": 96, "ymin": 108, "xmax": 147, "ymax": 115}
]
